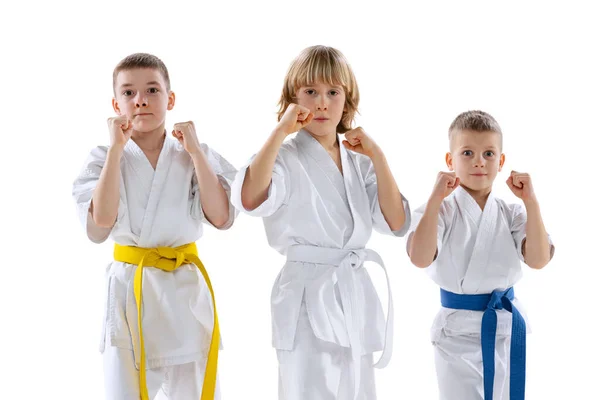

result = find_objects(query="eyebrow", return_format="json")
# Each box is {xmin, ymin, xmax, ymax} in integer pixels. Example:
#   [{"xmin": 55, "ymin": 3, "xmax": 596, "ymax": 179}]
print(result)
[{"xmin": 119, "ymin": 81, "xmax": 162, "ymax": 89}]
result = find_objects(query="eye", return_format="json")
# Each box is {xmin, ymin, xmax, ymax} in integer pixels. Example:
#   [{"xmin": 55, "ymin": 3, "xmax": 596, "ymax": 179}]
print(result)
[
  {"xmin": 484, "ymin": 151, "xmax": 495, "ymax": 157},
  {"xmin": 329, "ymin": 90, "xmax": 339, "ymax": 96},
  {"xmin": 122, "ymin": 90, "xmax": 134, "ymax": 96},
  {"xmin": 305, "ymin": 89, "xmax": 316, "ymax": 95},
  {"xmin": 148, "ymin": 87, "xmax": 159, "ymax": 94},
  {"xmin": 462, "ymin": 150, "xmax": 473, "ymax": 156}
]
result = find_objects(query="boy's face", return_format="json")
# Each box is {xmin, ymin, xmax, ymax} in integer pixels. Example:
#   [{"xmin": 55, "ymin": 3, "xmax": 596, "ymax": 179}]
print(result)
[
  {"xmin": 446, "ymin": 129, "xmax": 505, "ymax": 192},
  {"xmin": 295, "ymin": 81, "xmax": 346, "ymax": 137},
  {"xmin": 112, "ymin": 68, "xmax": 174, "ymax": 133}
]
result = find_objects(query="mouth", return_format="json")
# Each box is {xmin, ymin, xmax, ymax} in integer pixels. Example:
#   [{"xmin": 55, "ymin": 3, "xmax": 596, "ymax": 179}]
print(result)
[
  {"xmin": 470, "ymin": 173, "xmax": 487, "ymax": 177},
  {"xmin": 313, "ymin": 117, "xmax": 329, "ymax": 122},
  {"xmin": 134, "ymin": 113, "xmax": 153, "ymax": 117}
]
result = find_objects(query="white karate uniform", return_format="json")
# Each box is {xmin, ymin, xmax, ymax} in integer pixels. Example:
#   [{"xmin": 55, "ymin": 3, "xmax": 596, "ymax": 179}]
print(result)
[
  {"xmin": 72, "ymin": 137, "xmax": 237, "ymax": 399},
  {"xmin": 231, "ymin": 129, "xmax": 411, "ymax": 400},
  {"xmin": 407, "ymin": 186, "xmax": 553, "ymax": 400}
]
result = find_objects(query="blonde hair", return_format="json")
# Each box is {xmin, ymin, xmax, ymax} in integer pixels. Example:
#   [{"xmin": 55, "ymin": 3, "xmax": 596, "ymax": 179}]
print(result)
[
  {"xmin": 277, "ymin": 45, "xmax": 359, "ymax": 133},
  {"xmin": 449, "ymin": 110, "xmax": 503, "ymax": 149}
]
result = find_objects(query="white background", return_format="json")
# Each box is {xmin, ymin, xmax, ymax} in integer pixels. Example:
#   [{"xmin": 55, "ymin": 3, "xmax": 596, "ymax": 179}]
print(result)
[{"xmin": 1, "ymin": 0, "xmax": 598, "ymax": 398}]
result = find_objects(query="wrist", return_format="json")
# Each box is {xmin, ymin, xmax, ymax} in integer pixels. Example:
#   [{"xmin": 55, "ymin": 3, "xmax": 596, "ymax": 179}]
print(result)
[
  {"xmin": 107, "ymin": 145, "xmax": 124, "ymax": 158},
  {"xmin": 523, "ymin": 196, "xmax": 539, "ymax": 209},
  {"xmin": 271, "ymin": 128, "xmax": 289, "ymax": 141},
  {"xmin": 427, "ymin": 194, "xmax": 444, "ymax": 208},
  {"xmin": 368, "ymin": 145, "xmax": 384, "ymax": 160},
  {"xmin": 187, "ymin": 145, "xmax": 204, "ymax": 156}
]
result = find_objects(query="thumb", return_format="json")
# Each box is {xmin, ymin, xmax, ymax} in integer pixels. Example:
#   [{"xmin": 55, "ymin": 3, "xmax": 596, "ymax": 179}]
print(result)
[
  {"xmin": 453, "ymin": 176, "xmax": 461, "ymax": 188},
  {"xmin": 300, "ymin": 112, "xmax": 314, "ymax": 126}
]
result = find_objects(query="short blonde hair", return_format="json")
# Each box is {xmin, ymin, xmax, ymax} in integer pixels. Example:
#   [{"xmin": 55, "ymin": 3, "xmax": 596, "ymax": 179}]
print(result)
[
  {"xmin": 449, "ymin": 110, "xmax": 503, "ymax": 149},
  {"xmin": 277, "ymin": 45, "xmax": 359, "ymax": 133}
]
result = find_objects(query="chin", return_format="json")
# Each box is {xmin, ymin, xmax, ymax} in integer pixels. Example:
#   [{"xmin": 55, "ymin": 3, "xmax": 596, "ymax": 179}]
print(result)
[
  {"xmin": 463, "ymin": 182, "xmax": 492, "ymax": 192},
  {"xmin": 133, "ymin": 122, "xmax": 161, "ymax": 133},
  {"xmin": 306, "ymin": 126, "xmax": 335, "ymax": 137}
]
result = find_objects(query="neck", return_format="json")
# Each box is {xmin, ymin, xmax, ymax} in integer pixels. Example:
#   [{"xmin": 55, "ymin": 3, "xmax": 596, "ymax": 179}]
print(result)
[
  {"xmin": 131, "ymin": 126, "xmax": 166, "ymax": 151},
  {"xmin": 308, "ymin": 130, "xmax": 339, "ymax": 152},
  {"xmin": 460, "ymin": 184, "xmax": 492, "ymax": 209}
]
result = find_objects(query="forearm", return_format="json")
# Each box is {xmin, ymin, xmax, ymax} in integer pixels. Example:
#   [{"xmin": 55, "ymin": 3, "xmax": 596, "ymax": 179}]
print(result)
[
  {"xmin": 241, "ymin": 129, "xmax": 287, "ymax": 210},
  {"xmin": 409, "ymin": 198, "xmax": 442, "ymax": 268},
  {"xmin": 91, "ymin": 147, "xmax": 123, "ymax": 228},
  {"xmin": 523, "ymin": 198, "xmax": 552, "ymax": 269},
  {"xmin": 371, "ymin": 149, "xmax": 406, "ymax": 231},
  {"xmin": 190, "ymin": 149, "xmax": 230, "ymax": 228}
]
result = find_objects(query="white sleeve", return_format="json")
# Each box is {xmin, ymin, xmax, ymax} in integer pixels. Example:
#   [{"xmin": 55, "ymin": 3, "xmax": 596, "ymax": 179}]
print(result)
[
  {"xmin": 230, "ymin": 154, "xmax": 288, "ymax": 218},
  {"xmin": 72, "ymin": 146, "xmax": 126, "ymax": 244},
  {"xmin": 190, "ymin": 144, "xmax": 239, "ymax": 230},
  {"xmin": 405, "ymin": 202, "xmax": 446, "ymax": 259},
  {"xmin": 362, "ymin": 157, "xmax": 411, "ymax": 237},
  {"xmin": 509, "ymin": 203, "xmax": 554, "ymax": 262}
]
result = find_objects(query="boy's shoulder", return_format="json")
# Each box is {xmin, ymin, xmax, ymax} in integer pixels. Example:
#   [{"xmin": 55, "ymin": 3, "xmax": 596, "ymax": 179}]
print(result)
[
  {"xmin": 275, "ymin": 136, "xmax": 302, "ymax": 162},
  {"xmin": 281, "ymin": 134, "xmax": 301, "ymax": 152},
  {"xmin": 83, "ymin": 145, "xmax": 109, "ymax": 163}
]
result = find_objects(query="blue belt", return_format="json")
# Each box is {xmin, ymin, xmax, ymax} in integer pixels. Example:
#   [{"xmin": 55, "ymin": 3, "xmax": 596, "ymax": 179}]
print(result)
[{"xmin": 440, "ymin": 287, "xmax": 526, "ymax": 400}]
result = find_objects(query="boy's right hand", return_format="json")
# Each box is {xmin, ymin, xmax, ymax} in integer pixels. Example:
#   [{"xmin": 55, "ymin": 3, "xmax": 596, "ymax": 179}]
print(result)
[
  {"xmin": 107, "ymin": 115, "xmax": 133, "ymax": 149},
  {"xmin": 275, "ymin": 104, "xmax": 314, "ymax": 136},
  {"xmin": 431, "ymin": 172, "xmax": 460, "ymax": 202}
]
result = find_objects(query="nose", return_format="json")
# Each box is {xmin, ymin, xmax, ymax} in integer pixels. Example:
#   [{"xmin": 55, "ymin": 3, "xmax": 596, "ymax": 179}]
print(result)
[
  {"xmin": 135, "ymin": 93, "xmax": 148, "ymax": 108},
  {"xmin": 473, "ymin": 154, "xmax": 485, "ymax": 167},
  {"xmin": 316, "ymin": 94, "xmax": 328, "ymax": 111}
]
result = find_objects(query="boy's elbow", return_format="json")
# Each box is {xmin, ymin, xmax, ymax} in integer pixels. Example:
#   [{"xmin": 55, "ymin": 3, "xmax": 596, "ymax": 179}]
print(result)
[
  {"xmin": 410, "ymin": 255, "xmax": 432, "ymax": 269},
  {"xmin": 408, "ymin": 248, "xmax": 433, "ymax": 269},
  {"xmin": 524, "ymin": 246, "xmax": 553, "ymax": 270},
  {"xmin": 388, "ymin": 215, "xmax": 406, "ymax": 232},
  {"xmin": 240, "ymin": 172, "xmax": 260, "ymax": 211},
  {"xmin": 241, "ymin": 186, "xmax": 268, "ymax": 211},
  {"xmin": 93, "ymin": 213, "xmax": 116, "ymax": 228},
  {"xmin": 407, "ymin": 239, "xmax": 432, "ymax": 268},
  {"xmin": 95, "ymin": 220, "xmax": 115, "ymax": 229},
  {"xmin": 526, "ymin": 257, "xmax": 551, "ymax": 270},
  {"xmin": 211, "ymin": 212, "xmax": 231, "ymax": 229},
  {"xmin": 240, "ymin": 194, "xmax": 259, "ymax": 212}
]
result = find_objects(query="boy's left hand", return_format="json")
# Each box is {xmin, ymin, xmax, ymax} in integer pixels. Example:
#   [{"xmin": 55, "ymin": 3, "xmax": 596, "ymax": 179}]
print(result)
[
  {"xmin": 342, "ymin": 127, "xmax": 381, "ymax": 159},
  {"xmin": 173, "ymin": 121, "xmax": 202, "ymax": 155},
  {"xmin": 506, "ymin": 170, "xmax": 536, "ymax": 202}
]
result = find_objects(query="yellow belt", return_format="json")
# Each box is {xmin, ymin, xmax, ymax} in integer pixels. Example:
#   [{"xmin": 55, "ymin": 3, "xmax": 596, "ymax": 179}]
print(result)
[{"xmin": 113, "ymin": 243, "xmax": 219, "ymax": 400}]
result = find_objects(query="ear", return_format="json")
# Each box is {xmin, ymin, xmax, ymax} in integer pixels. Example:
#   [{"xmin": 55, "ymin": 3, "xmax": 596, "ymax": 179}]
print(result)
[
  {"xmin": 445, "ymin": 152, "xmax": 454, "ymax": 171},
  {"xmin": 112, "ymin": 98, "xmax": 121, "ymax": 115},
  {"xmin": 498, "ymin": 153, "xmax": 506, "ymax": 171},
  {"xmin": 167, "ymin": 91, "xmax": 176, "ymax": 110}
]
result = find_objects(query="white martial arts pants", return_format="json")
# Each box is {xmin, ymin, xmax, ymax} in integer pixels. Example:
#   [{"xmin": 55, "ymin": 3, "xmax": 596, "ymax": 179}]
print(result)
[
  {"xmin": 433, "ymin": 330, "xmax": 511, "ymax": 400},
  {"xmin": 277, "ymin": 302, "xmax": 377, "ymax": 400},
  {"xmin": 102, "ymin": 344, "xmax": 221, "ymax": 400}
]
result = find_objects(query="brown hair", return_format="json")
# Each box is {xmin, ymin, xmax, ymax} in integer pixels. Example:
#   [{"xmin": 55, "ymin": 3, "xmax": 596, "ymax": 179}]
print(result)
[
  {"xmin": 112, "ymin": 53, "xmax": 170, "ymax": 96},
  {"xmin": 449, "ymin": 110, "xmax": 503, "ymax": 148},
  {"xmin": 277, "ymin": 45, "xmax": 359, "ymax": 133}
]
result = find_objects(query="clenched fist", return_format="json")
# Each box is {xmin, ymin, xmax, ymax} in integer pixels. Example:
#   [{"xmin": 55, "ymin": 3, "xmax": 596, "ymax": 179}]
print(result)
[
  {"xmin": 506, "ymin": 171, "xmax": 536, "ymax": 202},
  {"xmin": 276, "ymin": 104, "xmax": 314, "ymax": 135},
  {"xmin": 107, "ymin": 115, "xmax": 132, "ymax": 149},
  {"xmin": 172, "ymin": 121, "xmax": 202, "ymax": 155},
  {"xmin": 431, "ymin": 172, "xmax": 460, "ymax": 202},
  {"xmin": 342, "ymin": 127, "xmax": 381, "ymax": 158}
]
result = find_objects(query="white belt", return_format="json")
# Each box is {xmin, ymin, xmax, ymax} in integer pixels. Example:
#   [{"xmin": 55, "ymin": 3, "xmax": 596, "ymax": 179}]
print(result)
[{"xmin": 286, "ymin": 245, "xmax": 394, "ymax": 399}]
